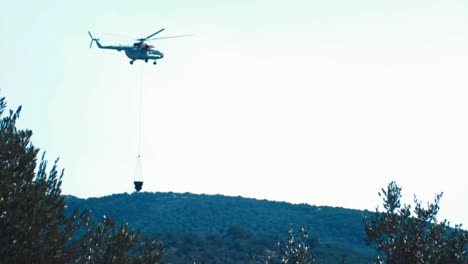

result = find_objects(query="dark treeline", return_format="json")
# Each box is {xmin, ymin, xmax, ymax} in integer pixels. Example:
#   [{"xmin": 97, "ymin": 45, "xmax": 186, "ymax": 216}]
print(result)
[{"xmin": 66, "ymin": 193, "xmax": 374, "ymax": 263}]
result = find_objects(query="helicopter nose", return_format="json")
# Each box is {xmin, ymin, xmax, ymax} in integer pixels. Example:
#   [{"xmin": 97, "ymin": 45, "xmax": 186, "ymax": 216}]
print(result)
[{"xmin": 160, "ymin": 52, "xmax": 164, "ymax": 58}]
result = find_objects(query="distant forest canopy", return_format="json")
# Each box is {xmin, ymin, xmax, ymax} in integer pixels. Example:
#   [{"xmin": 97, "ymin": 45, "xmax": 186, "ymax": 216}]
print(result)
[
  {"xmin": 65, "ymin": 192, "xmax": 370, "ymax": 244},
  {"xmin": 63, "ymin": 189, "xmax": 468, "ymax": 263},
  {"xmin": 65, "ymin": 192, "xmax": 376, "ymax": 262}
]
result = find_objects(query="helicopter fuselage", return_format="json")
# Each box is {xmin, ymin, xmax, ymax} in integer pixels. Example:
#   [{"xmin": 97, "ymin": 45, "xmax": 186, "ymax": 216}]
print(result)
[{"xmin": 124, "ymin": 48, "xmax": 164, "ymax": 62}]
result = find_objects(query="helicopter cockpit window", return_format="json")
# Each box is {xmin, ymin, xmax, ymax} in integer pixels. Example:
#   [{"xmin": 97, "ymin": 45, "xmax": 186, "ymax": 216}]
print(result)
[{"xmin": 149, "ymin": 50, "xmax": 161, "ymax": 55}]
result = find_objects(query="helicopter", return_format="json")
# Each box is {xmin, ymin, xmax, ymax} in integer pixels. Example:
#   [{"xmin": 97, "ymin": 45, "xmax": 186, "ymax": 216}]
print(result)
[{"xmin": 88, "ymin": 28, "xmax": 189, "ymax": 65}]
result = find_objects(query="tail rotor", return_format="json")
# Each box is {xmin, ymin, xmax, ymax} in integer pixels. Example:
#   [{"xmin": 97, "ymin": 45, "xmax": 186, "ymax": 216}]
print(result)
[{"xmin": 88, "ymin": 31, "xmax": 99, "ymax": 48}]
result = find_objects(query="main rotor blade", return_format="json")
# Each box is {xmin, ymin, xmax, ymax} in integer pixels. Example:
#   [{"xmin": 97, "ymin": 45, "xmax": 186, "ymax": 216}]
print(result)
[
  {"xmin": 148, "ymin": 35, "xmax": 192, "ymax": 41},
  {"xmin": 139, "ymin": 28, "xmax": 165, "ymax": 41}
]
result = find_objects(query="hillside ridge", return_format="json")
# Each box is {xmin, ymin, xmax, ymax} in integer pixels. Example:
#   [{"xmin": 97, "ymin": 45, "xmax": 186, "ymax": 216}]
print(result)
[{"xmin": 65, "ymin": 191, "xmax": 370, "ymax": 244}]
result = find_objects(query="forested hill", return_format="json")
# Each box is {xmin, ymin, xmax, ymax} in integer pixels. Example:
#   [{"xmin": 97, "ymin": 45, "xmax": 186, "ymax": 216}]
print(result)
[{"xmin": 65, "ymin": 192, "xmax": 375, "ymax": 263}]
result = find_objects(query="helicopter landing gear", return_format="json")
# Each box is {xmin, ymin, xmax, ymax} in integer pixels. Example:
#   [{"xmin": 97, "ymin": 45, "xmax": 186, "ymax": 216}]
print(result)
[
  {"xmin": 130, "ymin": 60, "xmax": 134, "ymax": 65},
  {"xmin": 145, "ymin": 58, "xmax": 148, "ymax": 63},
  {"xmin": 153, "ymin": 61, "xmax": 157, "ymax": 65}
]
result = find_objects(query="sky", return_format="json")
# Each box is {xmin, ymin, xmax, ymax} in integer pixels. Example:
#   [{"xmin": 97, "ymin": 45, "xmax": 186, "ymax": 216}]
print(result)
[{"xmin": 1, "ymin": 0, "xmax": 468, "ymax": 226}]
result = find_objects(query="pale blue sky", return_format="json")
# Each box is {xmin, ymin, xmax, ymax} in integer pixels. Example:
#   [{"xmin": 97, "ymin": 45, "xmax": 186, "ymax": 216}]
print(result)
[{"xmin": 1, "ymin": 0, "xmax": 468, "ymax": 226}]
